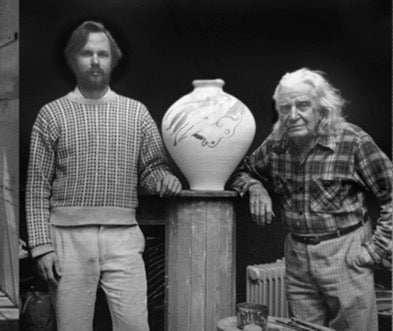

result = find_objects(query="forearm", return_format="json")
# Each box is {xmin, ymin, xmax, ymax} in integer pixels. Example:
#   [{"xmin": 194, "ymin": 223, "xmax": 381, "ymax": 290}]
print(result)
[
  {"xmin": 138, "ymin": 137, "xmax": 171, "ymax": 194},
  {"xmin": 26, "ymin": 127, "xmax": 56, "ymax": 257},
  {"xmin": 230, "ymin": 147, "xmax": 270, "ymax": 197},
  {"xmin": 355, "ymin": 135, "xmax": 393, "ymax": 262},
  {"xmin": 26, "ymin": 215, "xmax": 53, "ymax": 258},
  {"xmin": 139, "ymin": 113, "xmax": 173, "ymax": 193},
  {"xmin": 26, "ymin": 190, "xmax": 53, "ymax": 257},
  {"xmin": 364, "ymin": 203, "xmax": 392, "ymax": 263},
  {"xmin": 231, "ymin": 172, "xmax": 267, "ymax": 197}
]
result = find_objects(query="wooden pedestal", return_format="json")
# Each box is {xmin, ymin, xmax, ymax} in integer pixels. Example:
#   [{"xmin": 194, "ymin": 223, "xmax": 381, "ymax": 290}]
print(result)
[{"xmin": 165, "ymin": 190, "xmax": 237, "ymax": 331}]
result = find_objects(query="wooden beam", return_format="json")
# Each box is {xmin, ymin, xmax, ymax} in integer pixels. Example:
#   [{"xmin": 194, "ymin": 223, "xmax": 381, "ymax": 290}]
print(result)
[{"xmin": 0, "ymin": 32, "xmax": 17, "ymax": 50}]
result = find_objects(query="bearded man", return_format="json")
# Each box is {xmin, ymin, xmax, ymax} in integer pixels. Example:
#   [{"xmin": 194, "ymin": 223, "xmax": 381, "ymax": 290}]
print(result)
[{"xmin": 26, "ymin": 21, "xmax": 182, "ymax": 331}]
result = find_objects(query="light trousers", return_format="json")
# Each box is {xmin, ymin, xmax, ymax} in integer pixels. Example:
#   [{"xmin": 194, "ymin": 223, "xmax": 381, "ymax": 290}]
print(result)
[
  {"xmin": 49, "ymin": 224, "xmax": 149, "ymax": 331},
  {"xmin": 284, "ymin": 222, "xmax": 378, "ymax": 331}
]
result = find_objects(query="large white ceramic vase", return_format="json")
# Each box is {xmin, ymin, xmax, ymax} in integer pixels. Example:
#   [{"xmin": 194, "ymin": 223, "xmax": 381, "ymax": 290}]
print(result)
[{"xmin": 162, "ymin": 79, "xmax": 256, "ymax": 190}]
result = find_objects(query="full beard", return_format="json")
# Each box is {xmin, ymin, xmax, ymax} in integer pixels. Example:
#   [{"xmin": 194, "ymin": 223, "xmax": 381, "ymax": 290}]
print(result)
[{"xmin": 77, "ymin": 69, "xmax": 111, "ymax": 91}]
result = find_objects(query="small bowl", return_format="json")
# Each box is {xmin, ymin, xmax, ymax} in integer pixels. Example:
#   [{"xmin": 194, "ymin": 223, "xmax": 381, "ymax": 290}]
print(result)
[{"xmin": 236, "ymin": 302, "xmax": 268, "ymax": 330}]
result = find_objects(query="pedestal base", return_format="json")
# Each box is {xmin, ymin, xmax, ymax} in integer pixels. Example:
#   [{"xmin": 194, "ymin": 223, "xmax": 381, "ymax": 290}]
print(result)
[{"xmin": 166, "ymin": 190, "xmax": 237, "ymax": 331}]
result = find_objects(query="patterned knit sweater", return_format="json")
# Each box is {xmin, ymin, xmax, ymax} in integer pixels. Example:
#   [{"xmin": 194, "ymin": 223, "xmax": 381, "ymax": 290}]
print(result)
[{"xmin": 26, "ymin": 88, "xmax": 171, "ymax": 257}]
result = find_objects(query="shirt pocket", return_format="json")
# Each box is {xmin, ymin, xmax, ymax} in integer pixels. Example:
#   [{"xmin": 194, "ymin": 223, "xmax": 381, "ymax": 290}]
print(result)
[
  {"xmin": 309, "ymin": 178, "xmax": 358, "ymax": 213},
  {"xmin": 273, "ymin": 175, "xmax": 293, "ymax": 210}
]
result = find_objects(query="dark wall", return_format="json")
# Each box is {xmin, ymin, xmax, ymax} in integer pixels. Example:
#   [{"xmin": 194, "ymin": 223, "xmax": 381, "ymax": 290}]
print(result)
[
  {"xmin": 20, "ymin": 0, "xmax": 392, "ymax": 179},
  {"xmin": 20, "ymin": 0, "xmax": 391, "ymax": 301}
]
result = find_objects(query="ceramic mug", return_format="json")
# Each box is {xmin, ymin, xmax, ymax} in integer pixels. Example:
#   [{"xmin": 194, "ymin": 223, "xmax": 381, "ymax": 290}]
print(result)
[{"xmin": 236, "ymin": 302, "xmax": 268, "ymax": 330}]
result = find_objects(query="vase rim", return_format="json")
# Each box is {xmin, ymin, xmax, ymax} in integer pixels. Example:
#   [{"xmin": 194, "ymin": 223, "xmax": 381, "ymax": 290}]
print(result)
[{"xmin": 192, "ymin": 79, "xmax": 225, "ymax": 88}]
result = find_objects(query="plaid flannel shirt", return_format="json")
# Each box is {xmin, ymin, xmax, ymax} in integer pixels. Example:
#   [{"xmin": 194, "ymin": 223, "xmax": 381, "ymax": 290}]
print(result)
[
  {"xmin": 231, "ymin": 122, "xmax": 393, "ymax": 263},
  {"xmin": 26, "ymin": 89, "xmax": 171, "ymax": 255}
]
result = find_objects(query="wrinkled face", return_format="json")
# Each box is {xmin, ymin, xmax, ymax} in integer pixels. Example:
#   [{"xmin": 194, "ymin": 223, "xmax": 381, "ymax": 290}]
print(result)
[
  {"xmin": 276, "ymin": 83, "xmax": 320, "ymax": 140},
  {"xmin": 73, "ymin": 32, "xmax": 112, "ymax": 90}
]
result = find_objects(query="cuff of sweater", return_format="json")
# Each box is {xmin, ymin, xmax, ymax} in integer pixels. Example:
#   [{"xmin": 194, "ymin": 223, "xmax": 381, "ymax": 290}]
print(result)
[
  {"xmin": 30, "ymin": 244, "xmax": 54, "ymax": 259},
  {"xmin": 142, "ymin": 169, "xmax": 172, "ymax": 194}
]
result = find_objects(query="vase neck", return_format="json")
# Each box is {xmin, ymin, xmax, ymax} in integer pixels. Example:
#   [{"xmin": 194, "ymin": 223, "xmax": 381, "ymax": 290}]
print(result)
[
  {"xmin": 191, "ymin": 79, "xmax": 225, "ymax": 97},
  {"xmin": 192, "ymin": 79, "xmax": 225, "ymax": 90}
]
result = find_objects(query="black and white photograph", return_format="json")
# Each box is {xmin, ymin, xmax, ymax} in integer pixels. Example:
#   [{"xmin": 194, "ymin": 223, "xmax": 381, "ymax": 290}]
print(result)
[{"xmin": 0, "ymin": 0, "xmax": 391, "ymax": 330}]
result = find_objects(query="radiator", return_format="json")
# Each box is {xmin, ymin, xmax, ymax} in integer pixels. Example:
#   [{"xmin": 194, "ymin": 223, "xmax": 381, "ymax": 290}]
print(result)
[{"xmin": 246, "ymin": 258, "xmax": 288, "ymax": 318}]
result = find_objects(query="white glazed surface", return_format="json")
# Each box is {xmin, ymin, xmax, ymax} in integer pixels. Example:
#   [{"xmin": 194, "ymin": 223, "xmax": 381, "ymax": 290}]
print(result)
[{"xmin": 162, "ymin": 80, "xmax": 256, "ymax": 190}]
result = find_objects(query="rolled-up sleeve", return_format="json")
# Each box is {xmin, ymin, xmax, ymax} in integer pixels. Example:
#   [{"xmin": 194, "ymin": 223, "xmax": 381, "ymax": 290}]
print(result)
[{"xmin": 230, "ymin": 138, "xmax": 272, "ymax": 196}]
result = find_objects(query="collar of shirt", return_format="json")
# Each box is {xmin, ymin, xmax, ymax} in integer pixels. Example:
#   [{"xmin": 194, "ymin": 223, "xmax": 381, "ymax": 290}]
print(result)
[{"xmin": 316, "ymin": 133, "xmax": 336, "ymax": 152}]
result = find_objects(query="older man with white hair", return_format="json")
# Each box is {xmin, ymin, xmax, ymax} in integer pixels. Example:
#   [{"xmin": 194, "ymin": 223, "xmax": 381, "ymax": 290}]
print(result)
[{"xmin": 231, "ymin": 68, "xmax": 392, "ymax": 331}]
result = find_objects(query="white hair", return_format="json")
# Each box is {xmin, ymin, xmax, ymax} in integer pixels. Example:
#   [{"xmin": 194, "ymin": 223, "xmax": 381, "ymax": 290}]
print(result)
[{"xmin": 272, "ymin": 68, "xmax": 346, "ymax": 138}]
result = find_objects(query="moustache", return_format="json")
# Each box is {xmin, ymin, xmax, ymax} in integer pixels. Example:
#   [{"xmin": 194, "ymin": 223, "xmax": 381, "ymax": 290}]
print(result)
[{"xmin": 86, "ymin": 68, "xmax": 106, "ymax": 75}]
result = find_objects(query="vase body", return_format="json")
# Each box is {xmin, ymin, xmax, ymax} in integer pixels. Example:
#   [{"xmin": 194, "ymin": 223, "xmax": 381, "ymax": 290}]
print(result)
[{"xmin": 162, "ymin": 79, "xmax": 256, "ymax": 190}]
